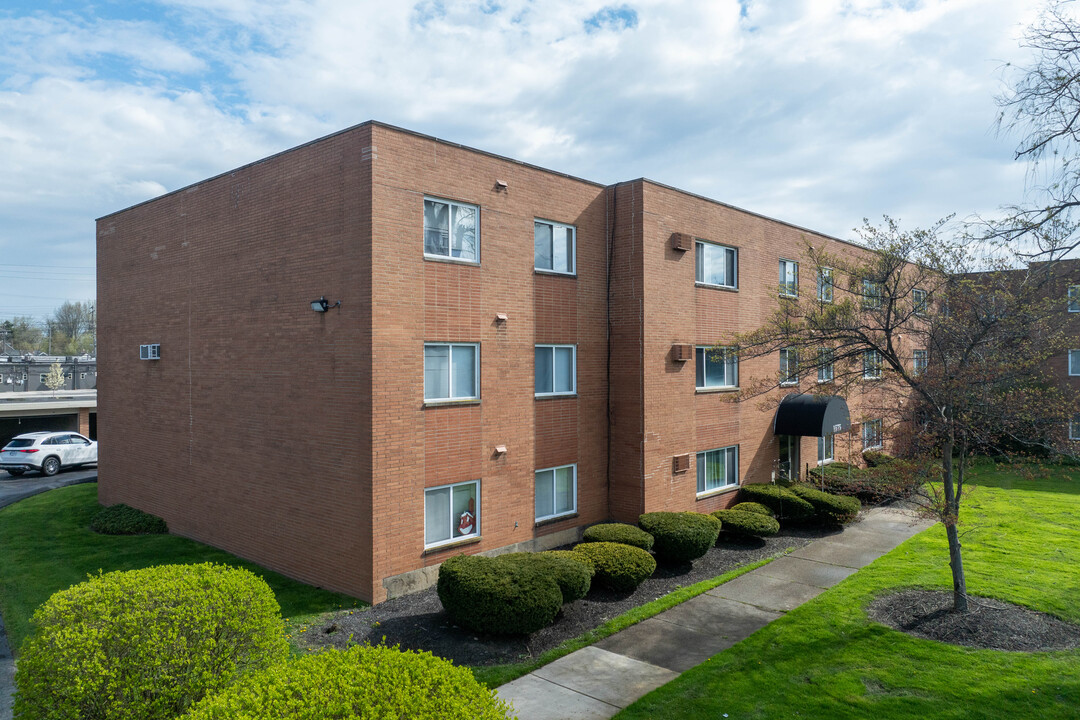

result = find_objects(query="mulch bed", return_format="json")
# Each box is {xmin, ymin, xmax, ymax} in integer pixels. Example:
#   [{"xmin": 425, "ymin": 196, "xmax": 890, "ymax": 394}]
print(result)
[
  {"xmin": 867, "ymin": 589, "xmax": 1080, "ymax": 652},
  {"xmin": 297, "ymin": 525, "xmax": 839, "ymax": 667}
]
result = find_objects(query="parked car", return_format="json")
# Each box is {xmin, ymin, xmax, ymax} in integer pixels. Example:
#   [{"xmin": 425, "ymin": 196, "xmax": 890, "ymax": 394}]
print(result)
[{"xmin": 0, "ymin": 432, "xmax": 97, "ymax": 477}]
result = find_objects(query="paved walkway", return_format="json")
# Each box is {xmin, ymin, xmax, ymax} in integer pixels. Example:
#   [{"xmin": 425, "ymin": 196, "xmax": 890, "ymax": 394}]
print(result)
[{"xmin": 498, "ymin": 507, "xmax": 934, "ymax": 720}]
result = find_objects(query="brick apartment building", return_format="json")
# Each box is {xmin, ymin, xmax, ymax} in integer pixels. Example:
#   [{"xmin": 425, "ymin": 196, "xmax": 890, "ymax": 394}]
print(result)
[{"xmin": 97, "ymin": 121, "xmax": 904, "ymax": 603}]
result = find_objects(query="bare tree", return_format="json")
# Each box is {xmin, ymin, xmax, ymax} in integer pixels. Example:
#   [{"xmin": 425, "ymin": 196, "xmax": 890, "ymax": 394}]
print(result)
[
  {"xmin": 50, "ymin": 301, "xmax": 94, "ymax": 355},
  {"xmin": 728, "ymin": 218, "xmax": 1077, "ymax": 612}
]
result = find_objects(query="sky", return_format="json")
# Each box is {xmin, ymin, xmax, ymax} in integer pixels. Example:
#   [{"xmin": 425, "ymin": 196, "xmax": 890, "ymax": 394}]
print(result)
[{"xmin": 0, "ymin": 0, "xmax": 1052, "ymax": 323}]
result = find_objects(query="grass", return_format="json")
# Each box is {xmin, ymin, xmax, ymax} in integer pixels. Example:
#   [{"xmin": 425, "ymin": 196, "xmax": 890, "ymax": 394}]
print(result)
[
  {"xmin": 617, "ymin": 462, "xmax": 1080, "ymax": 719},
  {"xmin": 0, "ymin": 483, "xmax": 363, "ymax": 654}
]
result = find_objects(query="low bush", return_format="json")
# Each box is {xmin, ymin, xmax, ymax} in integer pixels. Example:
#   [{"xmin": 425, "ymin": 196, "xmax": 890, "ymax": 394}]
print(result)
[
  {"xmin": 862, "ymin": 450, "xmax": 895, "ymax": 467},
  {"xmin": 814, "ymin": 459, "xmax": 926, "ymax": 504},
  {"xmin": 737, "ymin": 484, "xmax": 815, "ymax": 523},
  {"xmin": 581, "ymin": 522, "xmax": 655, "ymax": 551},
  {"xmin": 638, "ymin": 512, "xmax": 721, "ymax": 563},
  {"xmin": 181, "ymin": 644, "xmax": 513, "ymax": 720},
  {"xmin": 788, "ymin": 484, "xmax": 862, "ymax": 524},
  {"xmin": 503, "ymin": 551, "xmax": 592, "ymax": 603},
  {"xmin": 711, "ymin": 509, "xmax": 780, "ymax": 538},
  {"xmin": 437, "ymin": 554, "xmax": 562, "ymax": 635},
  {"xmin": 730, "ymin": 501, "xmax": 775, "ymax": 517},
  {"xmin": 89, "ymin": 503, "xmax": 168, "ymax": 535},
  {"xmin": 572, "ymin": 541, "xmax": 656, "ymax": 592},
  {"xmin": 14, "ymin": 563, "xmax": 288, "ymax": 720}
]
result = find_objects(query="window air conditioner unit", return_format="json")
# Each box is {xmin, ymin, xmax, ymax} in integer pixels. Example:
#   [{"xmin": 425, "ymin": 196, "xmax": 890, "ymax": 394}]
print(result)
[
  {"xmin": 670, "ymin": 232, "xmax": 693, "ymax": 252},
  {"xmin": 140, "ymin": 344, "xmax": 161, "ymax": 360},
  {"xmin": 673, "ymin": 454, "xmax": 690, "ymax": 473},
  {"xmin": 672, "ymin": 344, "xmax": 693, "ymax": 362}
]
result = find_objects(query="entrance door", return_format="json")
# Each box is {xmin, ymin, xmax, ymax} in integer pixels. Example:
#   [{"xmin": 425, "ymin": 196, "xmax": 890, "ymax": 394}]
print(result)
[{"xmin": 778, "ymin": 435, "xmax": 799, "ymax": 481}]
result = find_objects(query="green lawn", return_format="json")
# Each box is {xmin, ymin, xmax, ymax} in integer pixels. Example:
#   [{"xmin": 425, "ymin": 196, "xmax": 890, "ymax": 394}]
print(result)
[
  {"xmin": 0, "ymin": 483, "xmax": 362, "ymax": 653},
  {"xmin": 618, "ymin": 463, "xmax": 1080, "ymax": 719}
]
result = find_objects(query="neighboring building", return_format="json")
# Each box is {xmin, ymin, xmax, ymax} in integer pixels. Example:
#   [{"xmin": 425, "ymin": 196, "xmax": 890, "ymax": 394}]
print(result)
[
  {"xmin": 97, "ymin": 121, "xmax": 907, "ymax": 603},
  {"xmin": 0, "ymin": 355, "xmax": 97, "ymax": 394}
]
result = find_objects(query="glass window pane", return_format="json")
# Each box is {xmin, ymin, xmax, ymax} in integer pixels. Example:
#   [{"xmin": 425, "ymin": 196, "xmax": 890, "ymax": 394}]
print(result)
[
  {"xmin": 425, "ymin": 488, "xmax": 451, "ymax": 545},
  {"xmin": 535, "ymin": 347, "xmax": 553, "ymax": 394},
  {"xmin": 726, "ymin": 352, "xmax": 737, "ymax": 386},
  {"xmin": 424, "ymin": 200, "xmax": 449, "ymax": 256},
  {"xmin": 701, "ymin": 244, "xmax": 727, "ymax": 286},
  {"xmin": 451, "ymin": 345, "xmax": 476, "ymax": 398},
  {"xmin": 725, "ymin": 248, "xmax": 736, "ymax": 287},
  {"xmin": 696, "ymin": 452, "xmax": 706, "ymax": 493},
  {"xmin": 553, "ymin": 347, "xmax": 574, "ymax": 393},
  {"xmin": 451, "ymin": 204, "xmax": 477, "ymax": 260},
  {"xmin": 706, "ymin": 450, "xmax": 722, "ymax": 490},
  {"xmin": 452, "ymin": 483, "xmax": 477, "ymax": 538},
  {"xmin": 696, "ymin": 347, "xmax": 705, "ymax": 388},
  {"xmin": 726, "ymin": 447, "xmax": 737, "ymax": 485},
  {"xmin": 534, "ymin": 222, "xmax": 552, "ymax": 270},
  {"xmin": 535, "ymin": 470, "xmax": 554, "ymax": 519},
  {"xmin": 424, "ymin": 345, "xmax": 449, "ymax": 399},
  {"xmin": 551, "ymin": 226, "xmax": 567, "ymax": 272},
  {"xmin": 555, "ymin": 466, "xmax": 574, "ymax": 514},
  {"xmin": 561, "ymin": 227, "xmax": 574, "ymax": 274},
  {"xmin": 695, "ymin": 243, "xmax": 704, "ymax": 282},
  {"xmin": 1072, "ymin": 350, "xmax": 1080, "ymax": 375}
]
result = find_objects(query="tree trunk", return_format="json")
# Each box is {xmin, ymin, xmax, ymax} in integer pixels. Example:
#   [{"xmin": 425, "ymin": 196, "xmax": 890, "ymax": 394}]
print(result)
[{"xmin": 940, "ymin": 439, "xmax": 968, "ymax": 613}]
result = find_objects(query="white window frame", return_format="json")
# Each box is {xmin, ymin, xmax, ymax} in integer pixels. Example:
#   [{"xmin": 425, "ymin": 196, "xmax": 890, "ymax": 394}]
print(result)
[
  {"xmin": 779, "ymin": 259, "xmax": 799, "ymax": 297},
  {"xmin": 696, "ymin": 346, "xmax": 738, "ymax": 390},
  {"xmin": 696, "ymin": 445, "xmax": 739, "ymax": 496},
  {"xmin": 913, "ymin": 349, "xmax": 928, "ymax": 376},
  {"xmin": 534, "ymin": 219, "xmax": 576, "ymax": 275},
  {"xmin": 534, "ymin": 344, "xmax": 577, "ymax": 397},
  {"xmin": 863, "ymin": 349, "xmax": 882, "ymax": 380},
  {"xmin": 424, "ymin": 479, "xmax": 480, "ymax": 549},
  {"xmin": 1071, "ymin": 350, "xmax": 1080, "ymax": 376},
  {"xmin": 38, "ymin": 374, "xmax": 47, "ymax": 384},
  {"xmin": 1070, "ymin": 417, "xmax": 1080, "ymax": 441},
  {"xmin": 1069, "ymin": 286, "xmax": 1080, "ymax": 313},
  {"xmin": 818, "ymin": 434, "xmax": 835, "ymax": 465},
  {"xmin": 534, "ymin": 463, "xmax": 577, "ymax": 521},
  {"xmin": 695, "ymin": 240, "xmax": 738, "ymax": 289},
  {"xmin": 424, "ymin": 343, "xmax": 480, "ymax": 402},
  {"xmin": 779, "ymin": 348, "xmax": 798, "ymax": 386},
  {"xmin": 423, "ymin": 197, "xmax": 479, "ymax": 263},
  {"xmin": 817, "ymin": 348, "xmax": 834, "ymax": 383},
  {"xmin": 862, "ymin": 419, "xmax": 883, "ymax": 450},
  {"xmin": 862, "ymin": 279, "xmax": 883, "ymax": 309},
  {"xmin": 818, "ymin": 267, "xmax": 833, "ymax": 302},
  {"xmin": 913, "ymin": 288, "xmax": 928, "ymax": 315}
]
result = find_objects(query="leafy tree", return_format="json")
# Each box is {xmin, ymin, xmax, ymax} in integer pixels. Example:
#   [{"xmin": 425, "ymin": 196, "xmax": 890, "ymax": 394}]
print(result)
[
  {"xmin": 0, "ymin": 317, "xmax": 44, "ymax": 353},
  {"xmin": 43, "ymin": 362, "xmax": 66, "ymax": 393},
  {"xmin": 728, "ymin": 218, "xmax": 1077, "ymax": 612}
]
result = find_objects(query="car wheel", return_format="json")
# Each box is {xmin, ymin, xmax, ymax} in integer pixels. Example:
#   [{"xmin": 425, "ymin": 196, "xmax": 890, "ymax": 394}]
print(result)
[
  {"xmin": 41, "ymin": 457, "xmax": 60, "ymax": 477},
  {"xmin": 6, "ymin": 469, "xmax": 25, "ymax": 477}
]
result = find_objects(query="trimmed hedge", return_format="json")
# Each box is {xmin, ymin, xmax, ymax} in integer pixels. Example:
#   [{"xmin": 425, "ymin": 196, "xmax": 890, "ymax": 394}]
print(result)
[
  {"xmin": 581, "ymin": 523, "xmax": 655, "ymax": 551},
  {"xmin": 181, "ymin": 645, "xmax": 513, "ymax": 720},
  {"xmin": 788, "ymin": 484, "xmax": 862, "ymax": 524},
  {"xmin": 437, "ymin": 555, "xmax": 562, "ymax": 635},
  {"xmin": 638, "ymin": 512, "xmax": 721, "ymax": 563},
  {"xmin": 862, "ymin": 451, "xmax": 894, "ymax": 467},
  {"xmin": 503, "ymin": 552, "xmax": 592, "ymax": 603},
  {"xmin": 711, "ymin": 509, "xmax": 780, "ymax": 538},
  {"xmin": 730, "ymin": 502, "xmax": 775, "ymax": 517},
  {"xmin": 90, "ymin": 503, "xmax": 168, "ymax": 535},
  {"xmin": 737, "ymin": 484, "xmax": 815, "ymax": 523},
  {"xmin": 572, "ymin": 541, "xmax": 656, "ymax": 592},
  {"xmin": 14, "ymin": 563, "xmax": 288, "ymax": 720}
]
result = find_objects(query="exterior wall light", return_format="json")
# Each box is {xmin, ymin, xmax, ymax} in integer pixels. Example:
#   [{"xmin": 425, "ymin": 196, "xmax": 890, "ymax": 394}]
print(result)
[{"xmin": 311, "ymin": 296, "xmax": 342, "ymax": 313}]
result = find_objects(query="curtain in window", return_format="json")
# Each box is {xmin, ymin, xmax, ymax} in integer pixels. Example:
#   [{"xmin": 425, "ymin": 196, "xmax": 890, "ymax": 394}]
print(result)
[
  {"xmin": 451, "ymin": 345, "xmax": 476, "ymax": 398},
  {"xmin": 554, "ymin": 466, "xmax": 574, "ymax": 514},
  {"xmin": 425, "ymin": 487, "xmax": 451, "ymax": 545},
  {"xmin": 535, "ymin": 470, "xmax": 554, "ymax": 519},
  {"xmin": 424, "ymin": 200, "xmax": 449, "ymax": 256},
  {"xmin": 424, "ymin": 345, "xmax": 449, "ymax": 399},
  {"xmin": 535, "ymin": 347, "xmax": 553, "ymax": 393},
  {"xmin": 534, "ymin": 223, "xmax": 553, "ymax": 270},
  {"xmin": 553, "ymin": 347, "xmax": 574, "ymax": 392}
]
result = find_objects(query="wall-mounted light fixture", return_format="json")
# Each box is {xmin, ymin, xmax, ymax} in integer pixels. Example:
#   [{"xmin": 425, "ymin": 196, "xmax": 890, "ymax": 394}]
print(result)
[
  {"xmin": 494, "ymin": 180, "xmax": 508, "ymax": 192},
  {"xmin": 494, "ymin": 445, "xmax": 507, "ymax": 455},
  {"xmin": 495, "ymin": 312, "xmax": 508, "ymax": 323},
  {"xmin": 311, "ymin": 296, "xmax": 342, "ymax": 313}
]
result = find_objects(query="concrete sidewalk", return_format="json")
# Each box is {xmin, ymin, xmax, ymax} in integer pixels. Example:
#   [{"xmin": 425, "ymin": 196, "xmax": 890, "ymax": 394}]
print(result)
[{"xmin": 498, "ymin": 507, "xmax": 934, "ymax": 720}]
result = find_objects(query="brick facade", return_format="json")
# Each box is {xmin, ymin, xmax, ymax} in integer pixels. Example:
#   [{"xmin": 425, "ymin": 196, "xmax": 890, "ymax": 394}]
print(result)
[{"xmin": 98, "ymin": 121, "xmax": 901, "ymax": 603}]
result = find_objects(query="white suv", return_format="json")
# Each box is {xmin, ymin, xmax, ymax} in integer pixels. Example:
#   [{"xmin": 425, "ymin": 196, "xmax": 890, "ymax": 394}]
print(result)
[{"xmin": 0, "ymin": 432, "xmax": 98, "ymax": 477}]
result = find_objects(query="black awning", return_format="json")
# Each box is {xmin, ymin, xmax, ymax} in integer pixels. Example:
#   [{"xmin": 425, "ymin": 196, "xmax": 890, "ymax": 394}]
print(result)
[{"xmin": 773, "ymin": 393, "xmax": 851, "ymax": 437}]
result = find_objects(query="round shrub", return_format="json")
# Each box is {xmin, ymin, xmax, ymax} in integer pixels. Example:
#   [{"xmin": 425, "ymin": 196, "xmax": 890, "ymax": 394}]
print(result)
[
  {"xmin": 788, "ymin": 484, "xmax": 862, "ymax": 524},
  {"xmin": 437, "ymin": 554, "xmax": 562, "ymax": 635},
  {"xmin": 737, "ymin": 484, "xmax": 815, "ymax": 523},
  {"xmin": 14, "ymin": 563, "xmax": 288, "ymax": 720},
  {"xmin": 572, "ymin": 541, "xmax": 656, "ymax": 592},
  {"xmin": 502, "ymin": 552, "xmax": 592, "ymax": 603},
  {"xmin": 181, "ymin": 644, "xmax": 514, "ymax": 720},
  {"xmin": 90, "ymin": 503, "xmax": 168, "ymax": 535},
  {"xmin": 637, "ymin": 512, "xmax": 720, "ymax": 563},
  {"xmin": 581, "ymin": 522, "xmax": 655, "ymax": 551},
  {"xmin": 711, "ymin": 509, "xmax": 780, "ymax": 538},
  {"xmin": 730, "ymin": 502, "xmax": 775, "ymax": 517}
]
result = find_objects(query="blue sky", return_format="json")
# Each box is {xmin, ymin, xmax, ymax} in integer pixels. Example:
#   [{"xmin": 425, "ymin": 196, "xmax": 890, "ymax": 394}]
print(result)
[{"xmin": 0, "ymin": 0, "xmax": 1051, "ymax": 322}]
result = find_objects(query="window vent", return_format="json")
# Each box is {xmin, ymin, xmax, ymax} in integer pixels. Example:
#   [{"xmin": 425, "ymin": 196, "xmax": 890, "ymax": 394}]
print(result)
[
  {"xmin": 670, "ymin": 232, "xmax": 694, "ymax": 251},
  {"xmin": 672, "ymin": 344, "xmax": 693, "ymax": 362},
  {"xmin": 673, "ymin": 454, "xmax": 690, "ymax": 474},
  {"xmin": 139, "ymin": 344, "xmax": 161, "ymax": 361}
]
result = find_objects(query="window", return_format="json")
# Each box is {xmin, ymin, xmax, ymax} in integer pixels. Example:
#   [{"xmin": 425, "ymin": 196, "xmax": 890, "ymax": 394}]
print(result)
[
  {"xmin": 535, "ymin": 464, "xmax": 576, "ymax": 521},
  {"xmin": 424, "ymin": 480, "xmax": 479, "ymax": 547},
  {"xmin": 779, "ymin": 348, "xmax": 798, "ymax": 385},
  {"xmin": 1071, "ymin": 350, "xmax": 1080, "ymax": 376},
  {"xmin": 535, "ymin": 345, "xmax": 576, "ymax": 396},
  {"xmin": 862, "ymin": 419, "xmax": 883, "ymax": 450},
  {"xmin": 817, "ymin": 347, "xmax": 834, "ymax": 383},
  {"xmin": 1070, "ymin": 286, "xmax": 1080, "ymax": 313},
  {"xmin": 818, "ymin": 434, "xmax": 834, "ymax": 464},
  {"xmin": 1071, "ymin": 416, "xmax": 1080, "ymax": 441},
  {"xmin": 424, "ymin": 343, "xmax": 479, "ymax": 401},
  {"xmin": 696, "ymin": 241, "xmax": 737, "ymax": 289},
  {"xmin": 696, "ymin": 346, "xmax": 737, "ymax": 389},
  {"xmin": 913, "ymin": 349, "xmax": 928, "ymax": 376},
  {"xmin": 424, "ymin": 197, "xmax": 478, "ymax": 262},
  {"xmin": 863, "ymin": 349, "xmax": 882, "ymax": 379},
  {"xmin": 862, "ymin": 279, "xmax": 883, "ymax": 309},
  {"xmin": 38, "ymin": 374, "xmax": 47, "ymax": 384},
  {"xmin": 818, "ymin": 268, "xmax": 833, "ymax": 302},
  {"xmin": 696, "ymin": 445, "xmax": 739, "ymax": 495},
  {"xmin": 913, "ymin": 288, "xmax": 928, "ymax": 315},
  {"xmin": 779, "ymin": 259, "xmax": 798, "ymax": 297},
  {"xmin": 535, "ymin": 220, "xmax": 575, "ymax": 275}
]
